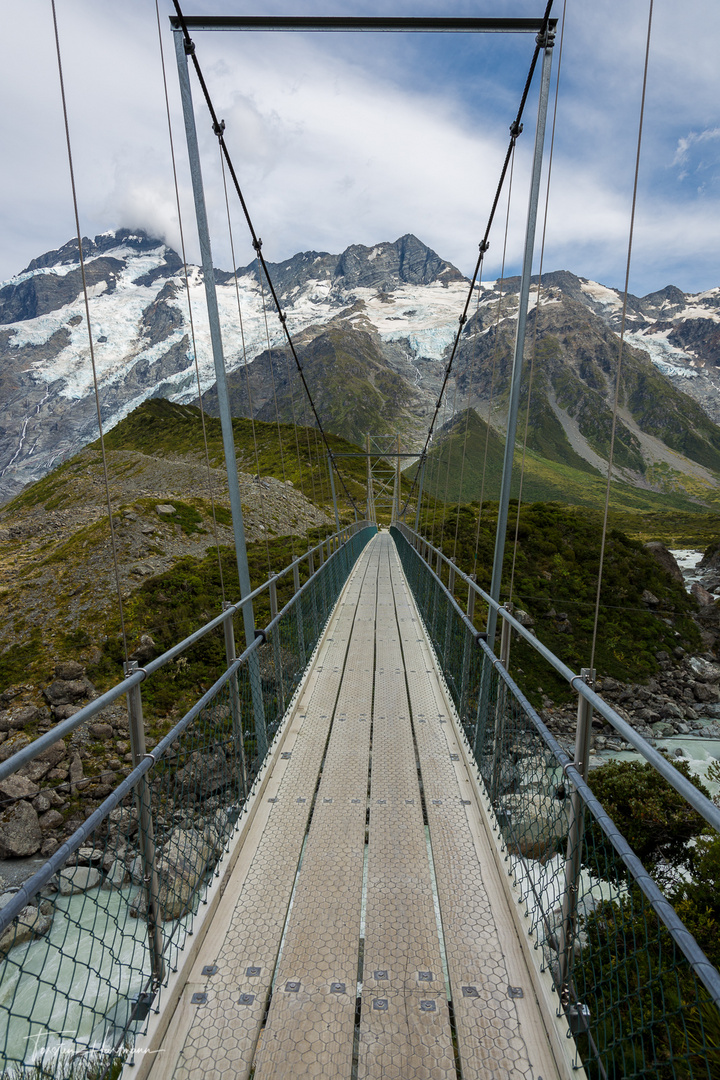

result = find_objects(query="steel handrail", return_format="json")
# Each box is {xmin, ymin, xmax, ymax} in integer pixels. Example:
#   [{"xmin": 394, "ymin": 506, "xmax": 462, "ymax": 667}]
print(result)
[{"xmin": 396, "ymin": 522, "xmax": 720, "ymax": 835}]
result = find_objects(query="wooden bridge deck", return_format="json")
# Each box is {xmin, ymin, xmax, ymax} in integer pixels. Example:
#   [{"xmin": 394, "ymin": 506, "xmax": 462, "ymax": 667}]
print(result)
[{"xmin": 138, "ymin": 533, "xmax": 567, "ymax": 1080}]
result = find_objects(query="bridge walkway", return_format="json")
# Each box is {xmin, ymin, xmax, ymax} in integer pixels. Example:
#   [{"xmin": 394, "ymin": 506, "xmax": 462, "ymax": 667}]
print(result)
[{"xmin": 142, "ymin": 533, "xmax": 563, "ymax": 1080}]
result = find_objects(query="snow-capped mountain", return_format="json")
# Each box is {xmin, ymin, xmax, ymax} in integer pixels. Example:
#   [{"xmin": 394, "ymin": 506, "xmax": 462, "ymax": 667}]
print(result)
[
  {"xmin": 2, "ymin": 228, "xmax": 720, "ymax": 506},
  {"xmin": 0, "ymin": 229, "xmax": 467, "ymax": 503}
]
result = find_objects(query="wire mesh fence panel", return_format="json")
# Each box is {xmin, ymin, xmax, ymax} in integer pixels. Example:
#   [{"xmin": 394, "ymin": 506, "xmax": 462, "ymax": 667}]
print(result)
[
  {"xmin": 0, "ymin": 525, "xmax": 376, "ymax": 1076},
  {"xmin": 390, "ymin": 526, "xmax": 720, "ymax": 1080}
]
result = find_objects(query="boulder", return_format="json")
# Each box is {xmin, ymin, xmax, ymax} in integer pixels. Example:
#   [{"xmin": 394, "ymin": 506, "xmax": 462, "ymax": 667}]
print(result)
[
  {"xmin": 131, "ymin": 825, "xmax": 215, "ymax": 921},
  {"xmin": 691, "ymin": 583, "xmax": 715, "ymax": 607},
  {"xmin": 53, "ymin": 705, "xmax": 80, "ymax": 721},
  {"xmin": 0, "ymin": 707, "xmax": 38, "ymax": 732},
  {"xmin": 32, "ymin": 793, "xmax": 51, "ymax": 814},
  {"xmin": 644, "ymin": 541, "xmax": 684, "ymax": 583},
  {"xmin": 155, "ymin": 504, "xmax": 175, "ymax": 515},
  {"xmin": 0, "ymin": 905, "xmax": 52, "ymax": 956},
  {"xmin": 0, "ymin": 801, "xmax": 42, "ymax": 857},
  {"xmin": 687, "ymin": 657, "xmax": 720, "ymax": 684},
  {"xmin": 36, "ymin": 739, "xmax": 67, "ymax": 767},
  {"xmin": 129, "ymin": 634, "xmax": 156, "ymax": 665},
  {"xmin": 0, "ymin": 775, "xmax": 40, "ymax": 802},
  {"xmin": 38, "ymin": 809, "xmax": 64, "ymax": 831},
  {"xmin": 57, "ymin": 867, "xmax": 102, "ymax": 896},
  {"xmin": 102, "ymin": 860, "xmax": 129, "ymax": 890},
  {"xmin": 43, "ymin": 679, "xmax": 88, "ymax": 706},
  {"xmin": 55, "ymin": 661, "xmax": 84, "ymax": 681},
  {"xmin": 0, "ymin": 735, "xmax": 30, "ymax": 764},
  {"xmin": 89, "ymin": 723, "xmax": 113, "ymax": 740},
  {"xmin": 693, "ymin": 682, "xmax": 720, "ymax": 704},
  {"xmin": 175, "ymin": 748, "xmax": 231, "ymax": 802}
]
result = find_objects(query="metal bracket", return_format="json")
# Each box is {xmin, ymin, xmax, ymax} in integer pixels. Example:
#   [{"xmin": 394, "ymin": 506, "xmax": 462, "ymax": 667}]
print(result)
[
  {"xmin": 508, "ymin": 985, "xmax": 524, "ymax": 999},
  {"xmin": 330, "ymin": 982, "xmax": 346, "ymax": 994},
  {"xmin": 462, "ymin": 985, "xmax": 479, "ymax": 998},
  {"xmin": 238, "ymin": 993, "xmax": 255, "ymax": 1005},
  {"xmin": 184, "ymin": 38, "xmax": 195, "ymax": 55},
  {"xmin": 254, "ymin": 628, "xmax": 267, "ymax": 643},
  {"xmin": 201, "ymin": 965, "xmax": 218, "ymax": 976},
  {"xmin": 418, "ymin": 971, "xmax": 433, "ymax": 981},
  {"xmin": 420, "ymin": 1000, "xmax": 436, "ymax": 1012},
  {"xmin": 285, "ymin": 981, "xmax": 301, "ymax": 992},
  {"xmin": 191, "ymin": 992, "xmax": 207, "ymax": 1005},
  {"xmin": 373, "ymin": 998, "xmax": 389, "ymax": 1011},
  {"xmin": 246, "ymin": 966, "xmax": 261, "ymax": 977},
  {"xmin": 212, "ymin": 118, "xmax": 226, "ymax": 137}
]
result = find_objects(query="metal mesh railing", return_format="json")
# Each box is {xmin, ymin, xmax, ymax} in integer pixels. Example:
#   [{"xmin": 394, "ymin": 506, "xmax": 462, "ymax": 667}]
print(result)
[
  {"xmin": 391, "ymin": 525, "xmax": 720, "ymax": 1080},
  {"xmin": 0, "ymin": 524, "xmax": 375, "ymax": 1077}
]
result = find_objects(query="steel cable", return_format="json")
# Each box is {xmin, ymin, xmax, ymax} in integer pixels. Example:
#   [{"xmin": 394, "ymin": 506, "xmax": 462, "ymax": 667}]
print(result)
[
  {"xmin": 50, "ymin": 0, "xmax": 129, "ymax": 662},
  {"xmin": 155, "ymin": 0, "xmax": 227, "ymax": 602},
  {"xmin": 170, "ymin": 0, "xmax": 360, "ymax": 515},
  {"xmin": 590, "ymin": 0, "xmax": 654, "ymax": 673}
]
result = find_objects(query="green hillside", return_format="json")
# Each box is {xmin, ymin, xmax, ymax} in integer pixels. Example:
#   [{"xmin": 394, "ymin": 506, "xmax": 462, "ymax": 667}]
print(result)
[{"xmin": 412, "ymin": 408, "xmax": 720, "ymax": 514}]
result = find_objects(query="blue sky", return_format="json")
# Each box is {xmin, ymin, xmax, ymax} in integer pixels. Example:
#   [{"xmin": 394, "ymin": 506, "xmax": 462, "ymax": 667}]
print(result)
[{"xmin": 2, "ymin": 1, "xmax": 719, "ymax": 295}]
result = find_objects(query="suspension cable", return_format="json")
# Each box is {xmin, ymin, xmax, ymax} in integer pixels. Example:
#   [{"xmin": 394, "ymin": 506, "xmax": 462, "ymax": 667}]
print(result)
[
  {"xmin": 508, "ymin": 0, "xmax": 567, "ymax": 605},
  {"xmin": 590, "ymin": 0, "xmax": 654, "ymax": 672},
  {"xmin": 171, "ymin": 0, "xmax": 359, "ymax": 515},
  {"xmin": 218, "ymin": 148, "xmax": 273, "ymax": 572},
  {"xmin": 399, "ymin": 0, "xmax": 555, "ymax": 520},
  {"xmin": 51, "ymin": 0, "xmax": 129, "ymax": 663},
  {"xmin": 451, "ymin": 279, "xmax": 483, "ymax": 562},
  {"xmin": 155, "ymin": 0, "xmax": 227, "ymax": 603},
  {"xmin": 472, "ymin": 146, "xmax": 516, "ymax": 579}
]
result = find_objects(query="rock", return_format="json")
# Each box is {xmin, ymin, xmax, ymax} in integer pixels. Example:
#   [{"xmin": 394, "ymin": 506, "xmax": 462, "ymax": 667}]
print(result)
[
  {"xmin": 651, "ymin": 721, "xmax": 675, "ymax": 738},
  {"xmin": 155, "ymin": 504, "xmax": 175, "ymax": 515},
  {"xmin": 0, "ymin": 735, "xmax": 30, "ymax": 763},
  {"xmin": 129, "ymin": 634, "xmax": 156, "ymax": 665},
  {"xmin": 55, "ymin": 661, "xmax": 84, "ymax": 681},
  {"xmin": 694, "ymin": 682, "xmax": 720, "ymax": 704},
  {"xmin": 102, "ymin": 860, "xmax": 129, "ymax": 890},
  {"xmin": 107, "ymin": 806, "xmax": 139, "ymax": 838},
  {"xmin": 0, "ymin": 706, "xmax": 39, "ymax": 731},
  {"xmin": 515, "ymin": 610, "xmax": 534, "ymax": 627},
  {"xmin": 0, "ymin": 775, "xmax": 40, "ymax": 802},
  {"xmin": 53, "ymin": 705, "xmax": 80, "ymax": 721},
  {"xmin": 687, "ymin": 656, "xmax": 720, "ymax": 683},
  {"xmin": 89, "ymin": 723, "xmax": 113, "ymax": 740},
  {"xmin": 57, "ymin": 867, "xmax": 102, "ymax": 895},
  {"xmin": 644, "ymin": 541, "xmax": 684, "ymax": 583},
  {"xmin": 69, "ymin": 753, "xmax": 84, "ymax": 790},
  {"xmin": 43, "ymin": 679, "xmax": 87, "ymax": 706},
  {"xmin": 175, "ymin": 748, "xmax": 231, "ymax": 801},
  {"xmin": 41, "ymin": 838, "xmax": 60, "ymax": 857},
  {"xmin": 77, "ymin": 847, "xmax": 103, "ymax": 866},
  {"xmin": 660, "ymin": 702, "xmax": 683, "ymax": 720},
  {"xmin": 32, "ymin": 793, "xmax": 51, "ymax": 813},
  {"xmin": 691, "ymin": 583, "xmax": 715, "ymax": 607},
  {"xmin": 642, "ymin": 590, "xmax": 660, "ymax": 606},
  {"xmin": 36, "ymin": 739, "xmax": 67, "ymax": 767},
  {"xmin": 0, "ymin": 801, "xmax": 42, "ymax": 857},
  {"xmin": 131, "ymin": 825, "xmax": 215, "ymax": 921},
  {"xmin": 0, "ymin": 905, "xmax": 52, "ymax": 955},
  {"xmin": 38, "ymin": 809, "xmax": 64, "ymax": 831}
]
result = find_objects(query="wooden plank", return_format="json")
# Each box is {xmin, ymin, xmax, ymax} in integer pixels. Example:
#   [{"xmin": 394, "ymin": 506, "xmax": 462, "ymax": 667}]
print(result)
[
  {"xmin": 252, "ymin": 544, "xmax": 380, "ymax": 1078},
  {"xmin": 358, "ymin": 536, "xmax": 455, "ymax": 1080},
  {"xmin": 388, "ymin": 547, "xmax": 561, "ymax": 1080}
]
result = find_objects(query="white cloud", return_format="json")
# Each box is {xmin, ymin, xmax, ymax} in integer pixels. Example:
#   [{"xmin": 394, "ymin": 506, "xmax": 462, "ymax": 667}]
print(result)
[{"xmin": 1, "ymin": 0, "xmax": 720, "ymax": 296}]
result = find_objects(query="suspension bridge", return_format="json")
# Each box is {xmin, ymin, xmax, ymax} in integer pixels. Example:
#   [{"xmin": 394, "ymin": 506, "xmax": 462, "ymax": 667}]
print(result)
[{"xmin": 1, "ymin": 4, "xmax": 719, "ymax": 1078}]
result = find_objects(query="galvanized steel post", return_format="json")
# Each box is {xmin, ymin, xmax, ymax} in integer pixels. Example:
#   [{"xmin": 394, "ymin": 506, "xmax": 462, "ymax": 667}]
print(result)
[
  {"xmin": 268, "ymin": 574, "xmax": 285, "ymax": 718},
  {"xmin": 558, "ymin": 667, "xmax": 596, "ymax": 992},
  {"xmin": 487, "ymin": 31, "xmax": 554, "ymax": 651},
  {"xmin": 327, "ymin": 453, "xmax": 341, "ymax": 534},
  {"xmin": 173, "ymin": 29, "xmax": 267, "ymax": 758},
  {"xmin": 222, "ymin": 602, "xmax": 247, "ymax": 798},
  {"xmin": 414, "ymin": 455, "xmax": 426, "ymax": 533},
  {"xmin": 124, "ymin": 661, "xmax": 165, "ymax": 987}
]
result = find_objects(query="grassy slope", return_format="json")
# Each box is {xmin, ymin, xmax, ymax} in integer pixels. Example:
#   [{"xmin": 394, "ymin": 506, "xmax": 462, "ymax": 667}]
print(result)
[
  {"xmin": 413, "ymin": 408, "xmax": 720, "ymax": 514},
  {"xmin": 421, "ymin": 500, "xmax": 704, "ymax": 704}
]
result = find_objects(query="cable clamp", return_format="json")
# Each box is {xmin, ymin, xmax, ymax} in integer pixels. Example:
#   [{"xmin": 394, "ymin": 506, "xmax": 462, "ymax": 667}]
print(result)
[
  {"xmin": 509, "ymin": 120, "xmax": 524, "ymax": 140},
  {"xmin": 278, "ymin": 311, "xmax": 287, "ymax": 324},
  {"xmin": 458, "ymin": 313, "xmax": 467, "ymax": 326},
  {"xmin": 536, "ymin": 28, "xmax": 556, "ymax": 48},
  {"xmin": 562, "ymin": 761, "xmax": 579, "ymax": 777},
  {"xmin": 479, "ymin": 240, "xmax": 490, "ymax": 254},
  {"xmin": 213, "ymin": 119, "xmax": 226, "ymax": 137},
  {"xmin": 254, "ymin": 628, "xmax": 268, "ymax": 644},
  {"xmin": 252, "ymin": 238, "xmax": 263, "ymax": 253},
  {"xmin": 184, "ymin": 38, "xmax": 195, "ymax": 56}
]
